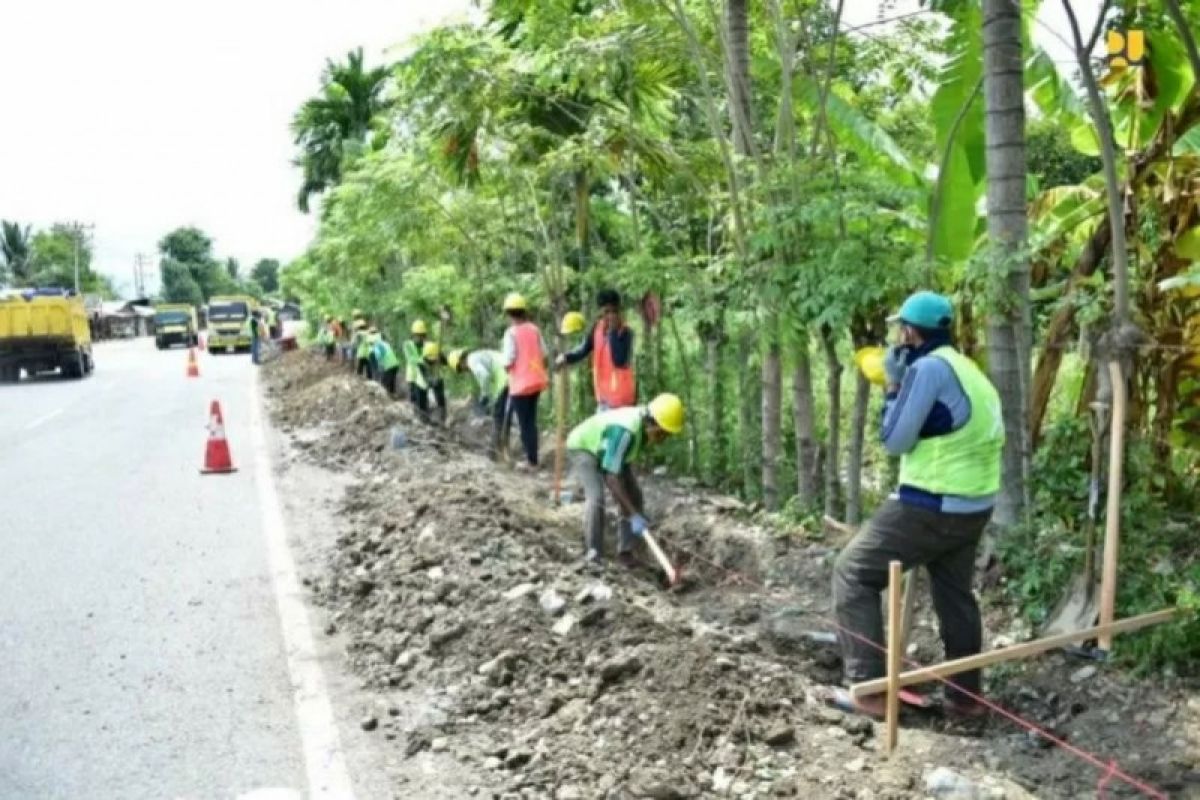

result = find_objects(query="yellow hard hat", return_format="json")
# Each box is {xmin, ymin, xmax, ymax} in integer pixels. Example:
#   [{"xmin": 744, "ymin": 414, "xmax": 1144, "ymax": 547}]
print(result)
[
  {"xmin": 853, "ymin": 346, "xmax": 887, "ymax": 387},
  {"xmin": 503, "ymin": 292, "xmax": 527, "ymax": 312},
  {"xmin": 422, "ymin": 341, "xmax": 441, "ymax": 360},
  {"xmin": 560, "ymin": 310, "xmax": 586, "ymax": 335},
  {"xmin": 647, "ymin": 393, "xmax": 685, "ymax": 435},
  {"xmin": 411, "ymin": 320, "xmax": 428, "ymax": 335},
  {"xmin": 447, "ymin": 348, "xmax": 466, "ymax": 371}
]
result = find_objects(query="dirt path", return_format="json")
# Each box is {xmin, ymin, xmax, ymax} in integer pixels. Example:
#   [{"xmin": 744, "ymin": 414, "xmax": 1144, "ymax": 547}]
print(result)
[{"xmin": 265, "ymin": 352, "xmax": 1200, "ymax": 799}]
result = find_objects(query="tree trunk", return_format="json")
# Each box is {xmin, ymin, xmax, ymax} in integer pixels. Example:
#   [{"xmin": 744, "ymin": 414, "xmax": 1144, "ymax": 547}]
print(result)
[
  {"xmin": 1029, "ymin": 220, "xmax": 1111, "ymax": 443},
  {"xmin": 762, "ymin": 331, "xmax": 782, "ymax": 510},
  {"xmin": 821, "ymin": 326, "xmax": 843, "ymax": 519},
  {"xmin": 573, "ymin": 168, "xmax": 590, "ymax": 271},
  {"xmin": 982, "ymin": 0, "xmax": 1033, "ymax": 527},
  {"xmin": 793, "ymin": 337, "xmax": 819, "ymax": 507},
  {"xmin": 707, "ymin": 330, "xmax": 727, "ymax": 484},
  {"xmin": 738, "ymin": 332, "xmax": 760, "ymax": 500},
  {"xmin": 724, "ymin": 0, "xmax": 754, "ymax": 156}
]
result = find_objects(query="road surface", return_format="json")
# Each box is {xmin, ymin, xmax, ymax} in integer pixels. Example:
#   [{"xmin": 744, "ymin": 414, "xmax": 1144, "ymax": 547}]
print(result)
[{"xmin": 0, "ymin": 337, "xmax": 350, "ymax": 799}]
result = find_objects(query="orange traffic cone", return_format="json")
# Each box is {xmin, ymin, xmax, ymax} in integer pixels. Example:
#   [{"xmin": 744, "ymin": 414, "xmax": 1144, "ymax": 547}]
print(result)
[
  {"xmin": 200, "ymin": 400, "xmax": 237, "ymax": 474},
  {"xmin": 186, "ymin": 347, "xmax": 200, "ymax": 378}
]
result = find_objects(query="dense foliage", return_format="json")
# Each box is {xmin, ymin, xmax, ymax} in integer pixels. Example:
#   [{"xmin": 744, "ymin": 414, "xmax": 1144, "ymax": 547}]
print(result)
[{"xmin": 283, "ymin": 1, "xmax": 1200, "ymax": 668}]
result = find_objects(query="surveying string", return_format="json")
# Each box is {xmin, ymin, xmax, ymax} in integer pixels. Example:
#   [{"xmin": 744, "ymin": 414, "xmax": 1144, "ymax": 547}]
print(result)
[{"xmin": 643, "ymin": 527, "xmax": 1170, "ymax": 799}]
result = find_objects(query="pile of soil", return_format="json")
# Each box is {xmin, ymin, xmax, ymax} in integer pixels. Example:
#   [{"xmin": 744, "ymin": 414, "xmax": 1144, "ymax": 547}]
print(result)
[{"xmin": 264, "ymin": 351, "xmax": 1200, "ymax": 799}]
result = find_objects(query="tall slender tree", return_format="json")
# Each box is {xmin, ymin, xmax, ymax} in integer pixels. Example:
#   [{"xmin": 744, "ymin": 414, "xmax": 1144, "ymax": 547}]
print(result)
[{"xmin": 981, "ymin": 0, "xmax": 1032, "ymax": 526}]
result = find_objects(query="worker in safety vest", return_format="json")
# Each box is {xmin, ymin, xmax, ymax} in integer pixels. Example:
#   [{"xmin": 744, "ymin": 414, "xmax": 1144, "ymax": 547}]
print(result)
[
  {"xmin": 555, "ymin": 288, "xmax": 636, "ymax": 410},
  {"xmin": 352, "ymin": 321, "xmax": 372, "ymax": 378},
  {"xmin": 421, "ymin": 342, "xmax": 448, "ymax": 423},
  {"xmin": 403, "ymin": 320, "xmax": 429, "ymax": 406},
  {"xmin": 501, "ymin": 293, "xmax": 549, "ymax": 468},
  {"xmin": 366, "ymin": 327, "xmax": 382, "ymax": 381},
  {"xmin": 824, "ymin": 291, "xmax": 1003, "ymax": 721},
  {"xmin": 566, "ymin": 393, "xmax": 684, "ymax": 566},
  {"xmin": 317, "ymin": 316, "xmax": 337, "ymax": 360},
  {"xmin": 373, "ymin": 331, "xmax": 402, "ymax": 397},
  {"xmin": 449, "ymin": 348, "xmax": 508, "ymax": 451},
  {"xmin": 247, "ymin": 310, "xmax": 264, "ymax": 365}
]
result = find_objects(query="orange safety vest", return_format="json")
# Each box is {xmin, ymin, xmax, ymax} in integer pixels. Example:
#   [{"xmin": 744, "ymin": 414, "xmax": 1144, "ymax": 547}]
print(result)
[
  {"xmin": 507, "ymin": 321, "xmax": 548, "ymax": 397},
  {"xmin": 592, "ymin": 322, "xmax": 636, "ymax": 408}
]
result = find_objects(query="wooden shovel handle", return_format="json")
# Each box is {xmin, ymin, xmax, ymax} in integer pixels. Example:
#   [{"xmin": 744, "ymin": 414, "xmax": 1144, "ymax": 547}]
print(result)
[{"xmin": 642, "ymin": 530, "xmax": 678, "ymax": 586}]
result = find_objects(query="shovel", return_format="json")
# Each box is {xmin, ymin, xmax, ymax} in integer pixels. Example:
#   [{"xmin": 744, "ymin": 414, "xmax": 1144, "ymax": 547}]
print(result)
[
  {"xmin": 642, "ymin": 528, "xmax": 680, "ymax": 588},
  {"xmin": 1041, "ymin": 398, "xmax": 1109, "ymax": 640}
]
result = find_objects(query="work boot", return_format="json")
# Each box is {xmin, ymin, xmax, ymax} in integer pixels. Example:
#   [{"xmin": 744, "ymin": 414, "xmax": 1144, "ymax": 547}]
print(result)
[{"xmin": 616, "ymin": 550, "xmax": 637, "ymax": 569}]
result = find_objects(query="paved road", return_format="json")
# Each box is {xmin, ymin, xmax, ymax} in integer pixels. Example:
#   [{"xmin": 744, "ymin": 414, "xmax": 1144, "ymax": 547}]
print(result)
[{"xmin": 0, "ymin": 337, "xmax": 337, "ymax": 799}]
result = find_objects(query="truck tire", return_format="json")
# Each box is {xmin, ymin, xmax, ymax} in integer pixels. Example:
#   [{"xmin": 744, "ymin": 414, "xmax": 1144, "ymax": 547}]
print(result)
[
  {"xmin": 62, "ymin": 352, "xmax": 85, "ymax": 380},
  {"xmin": 156, "ymin": 338, "xmax": 165, "ymax": 350},
  {"xmin": 84, "ymin": 353, "xmax": 95, "ymax": 375},
  {"xmin": 0, "ymin": 366, "xmax": 18, "ymax": 384}
]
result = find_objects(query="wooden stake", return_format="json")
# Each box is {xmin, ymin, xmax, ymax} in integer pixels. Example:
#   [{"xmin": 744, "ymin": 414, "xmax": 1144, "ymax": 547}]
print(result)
[
  {"xmin": 899, "ymin": 571, "xmax": 919, "ymax": 651},
  {"xmin": 1098, "ymin": 360, "xmax": 1127, "ymax": 651},
  {"xmin": 885, "ymin": 560, "xmax": 902, "ymax": 756},
  {"xmin": 553, "ymin": 370, "xmax": 569, "ymax": 505},
  {"xmin": 850, "ymin": 607, "xmax": 1175, "ymax": 698}
]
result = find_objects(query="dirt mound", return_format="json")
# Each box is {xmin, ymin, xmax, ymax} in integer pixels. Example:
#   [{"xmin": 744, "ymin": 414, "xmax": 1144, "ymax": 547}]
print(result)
[{"xmin": 266, "ymin": 353, "xmax": 1196, "ymax": 800}]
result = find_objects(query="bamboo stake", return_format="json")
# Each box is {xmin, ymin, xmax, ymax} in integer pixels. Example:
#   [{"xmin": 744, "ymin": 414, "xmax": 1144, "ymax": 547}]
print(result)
[
  {"xmin": 850, "ymin": 607, "xmax": 1175, "ymax": 698},
  {"xmin": 1099, "ymin": 360, "xmax": 1127, "ymax": 650},
  {"xmin": 899, "ymin": 571, "xmax": 919, "ymax": 650},
  {"xmin": 885, "ymin": 561, "xmax": 902, "ymax": 756}
]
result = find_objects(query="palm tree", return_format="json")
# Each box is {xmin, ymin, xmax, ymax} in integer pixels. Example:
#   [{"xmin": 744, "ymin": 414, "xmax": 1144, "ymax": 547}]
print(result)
[
  {"xmin": 1, "ymin": 220, "xmax": 34, "ymax": 285},
  {"xmin": 292, "ymin": 48, "xmax": 392, "ymax": 213},
  {"xmin": 982, "ymin": 0, "xmax": 1032, "ymax": 526}
]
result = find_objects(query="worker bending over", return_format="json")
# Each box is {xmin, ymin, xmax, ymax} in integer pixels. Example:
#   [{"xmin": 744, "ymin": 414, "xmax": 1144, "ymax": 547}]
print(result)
[
  {"xmin": 373, "ymin": 330, "xmax": 402, "ymax": 397},
  {"xmin": 566, "ymin": 393, "xmax": 684, "ymax": 565},
  {"xmin": 555, "ymin": 288, "xmax": 636, "ymax": 410},
  {"xmin": 449, "ymin": 348, "xmax": 508, "ymax": 454},
  {"xmin": 826, "ymin": 291, "xmax": 1002, "ymax": 719},
  {"xmin": 501, "ymin": 293, "xmax": 549, "ymax": 469},
  {"xmin": 404, "ymin": 320, "xmax": 429, "ymax": 406}
]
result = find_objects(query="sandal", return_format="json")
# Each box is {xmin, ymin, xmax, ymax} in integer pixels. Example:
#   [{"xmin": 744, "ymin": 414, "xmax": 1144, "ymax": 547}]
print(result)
[{"xmin": 817, "ymin": 687, "xmax": 885, "ymax": 720}]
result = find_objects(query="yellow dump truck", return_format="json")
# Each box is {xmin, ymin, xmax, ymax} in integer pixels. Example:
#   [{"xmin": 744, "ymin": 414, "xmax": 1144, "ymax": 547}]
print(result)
[
  {"xmin": 153, "ymin": 303, "xmax": 199, "ymax": 349},
  {"xmin": 0, "ymin": 289, "xmax": 94, "ymax": 382},
  {"xmin": 206, "ymin": 295, "xmax": 257, "ymax": 353}
]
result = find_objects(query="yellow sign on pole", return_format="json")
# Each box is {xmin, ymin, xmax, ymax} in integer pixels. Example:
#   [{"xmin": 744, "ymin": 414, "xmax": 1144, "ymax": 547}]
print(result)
[{"xmin": 1106, "ymin": 29, "xmax": 1145, "ymax": 69}]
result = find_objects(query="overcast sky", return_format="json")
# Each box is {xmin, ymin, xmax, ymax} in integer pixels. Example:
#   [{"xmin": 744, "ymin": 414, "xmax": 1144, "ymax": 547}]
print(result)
[{"xmin": 0, "ymin": 1, "xmax": 1092, "ymax": 298}]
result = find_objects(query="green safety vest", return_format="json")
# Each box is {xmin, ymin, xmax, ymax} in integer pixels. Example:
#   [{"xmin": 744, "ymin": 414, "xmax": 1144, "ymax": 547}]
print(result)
[
  {"xmin": 355, "ymin": 332, "xmax": 371, "ymax": 360},
  {"xmin": 317, "ymin": 327, "xmax": 334, "ymax": 346},
  {"xmin": 376, "ymin": 340, "xmax": 400, "ymax": 371},
  {"xmin": 897, "ymin": 346, "xmax": 1004, "ymax": 497},
  {"xmin": 403, "ymin": 339, "xmax": 424, "ymax": 385},
  {"xmin": 566, "ymin": 406, "xmax": 645, "ymax": 462}
]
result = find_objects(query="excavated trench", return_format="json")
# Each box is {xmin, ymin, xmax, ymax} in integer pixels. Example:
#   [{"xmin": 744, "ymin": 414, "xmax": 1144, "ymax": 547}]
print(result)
[{"xmin": 264, "ymin": 351, "xmax": 1200, "ymax": 800}]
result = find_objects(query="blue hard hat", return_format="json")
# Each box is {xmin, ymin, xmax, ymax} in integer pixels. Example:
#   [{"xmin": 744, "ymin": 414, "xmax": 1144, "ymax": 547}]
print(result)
[{"xmin": 888, "ymin": 291, "xmax": 953, "ymax": 329}]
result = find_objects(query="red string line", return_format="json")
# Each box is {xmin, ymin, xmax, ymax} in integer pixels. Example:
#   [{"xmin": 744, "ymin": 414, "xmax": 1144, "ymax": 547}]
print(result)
[{"xmin": 649, "ymin": 529, "xmax": 1170, "ymax": 799}]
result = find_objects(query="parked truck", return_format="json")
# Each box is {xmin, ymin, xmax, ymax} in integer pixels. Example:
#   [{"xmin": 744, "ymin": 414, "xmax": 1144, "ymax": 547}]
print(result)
[
  {"xmin": 153, "ymin": 304, "xmax": 199, "ymax": 349},
  {"xmin": 0, "ymin": 289, "xmax": 94, "ymax": 382},
  {"xmin": 206, "ymin": 295, "xmax": 258, "ymax": 353}
]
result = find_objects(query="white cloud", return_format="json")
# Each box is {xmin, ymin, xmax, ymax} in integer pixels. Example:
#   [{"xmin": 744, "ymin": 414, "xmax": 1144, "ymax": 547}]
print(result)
[{"xmin": 0, "ymin": 0, "xmax": 471, "ymax": 296}]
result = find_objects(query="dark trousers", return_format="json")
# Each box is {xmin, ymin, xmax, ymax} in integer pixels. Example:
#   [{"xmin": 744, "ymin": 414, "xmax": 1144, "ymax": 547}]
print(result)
[
  {"xmin": 509, "ymin": 392, "xmax": 540, "ymax": 465},
  {"xmin": 324, "ymin": 344, "xmax": 336, "ymax": 360},
  {"xmin": 380, "ymin": 366, "xmax": 399, "ymax": 396},
  {"xmin": 832, "ymin": 498, "xmax": 991, "ymax": 700},
  {"xmin": 491, "ymin": 388, "xmax": 509, "ymax": 454},
  {"xmin": 356, "ymin": 357, "xmax": 369, "ymax": 377}
]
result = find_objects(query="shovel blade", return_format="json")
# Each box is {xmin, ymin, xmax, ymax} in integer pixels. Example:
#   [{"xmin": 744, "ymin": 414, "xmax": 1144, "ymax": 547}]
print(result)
[{"xmin": 1040, "ymin": 572, "xmax": 1100, "ymax": 639}]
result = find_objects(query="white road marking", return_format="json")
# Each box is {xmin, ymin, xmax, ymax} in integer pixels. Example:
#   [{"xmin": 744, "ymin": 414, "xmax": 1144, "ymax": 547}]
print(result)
[
  {"xmin": 249, "ymin": 374, "xmax": 357, "ymax": 800},
  {"xmin": 24, "ymin": 408, "xmax": 63, "ymax": 430}
]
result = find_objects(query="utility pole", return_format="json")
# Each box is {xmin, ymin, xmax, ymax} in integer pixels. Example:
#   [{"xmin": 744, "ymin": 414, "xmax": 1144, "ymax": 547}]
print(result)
[
  {"xmin": 134, "ymin": 253, "xmax": 148, "ymax": 297},
  {"xmin": 71, "ymin": 222, "xmax": 95, "ymax": 294}
]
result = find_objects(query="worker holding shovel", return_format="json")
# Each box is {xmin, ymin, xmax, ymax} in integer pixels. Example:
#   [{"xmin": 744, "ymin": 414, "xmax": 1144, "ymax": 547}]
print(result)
[
  {"xmin": 565, "ymin": 393, "xmax": 685, "ymax": 568},
  {"xmin": 823, "ymin": 291, "xmax": 1003, "ymax": 720}
]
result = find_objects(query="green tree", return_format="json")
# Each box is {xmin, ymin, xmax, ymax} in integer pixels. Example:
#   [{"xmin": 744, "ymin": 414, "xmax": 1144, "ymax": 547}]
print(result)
[
  {"xmin": 225, "ymin": 257, "xmax": 240, "ymax": 280},
  {"xmin": 251, "ymin": 259, "xmax": 280, "ymax": 293},
  {"xmin": 292, "ymin": 48, "xmax": 392, "ymax": 213},
  {"xmin": 1, "ymin": 221, "xmax": 33, "ymax": 284},
  {"xmin": 157, "ymin": 226, "xmax": 234, "ymax": 301}
]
